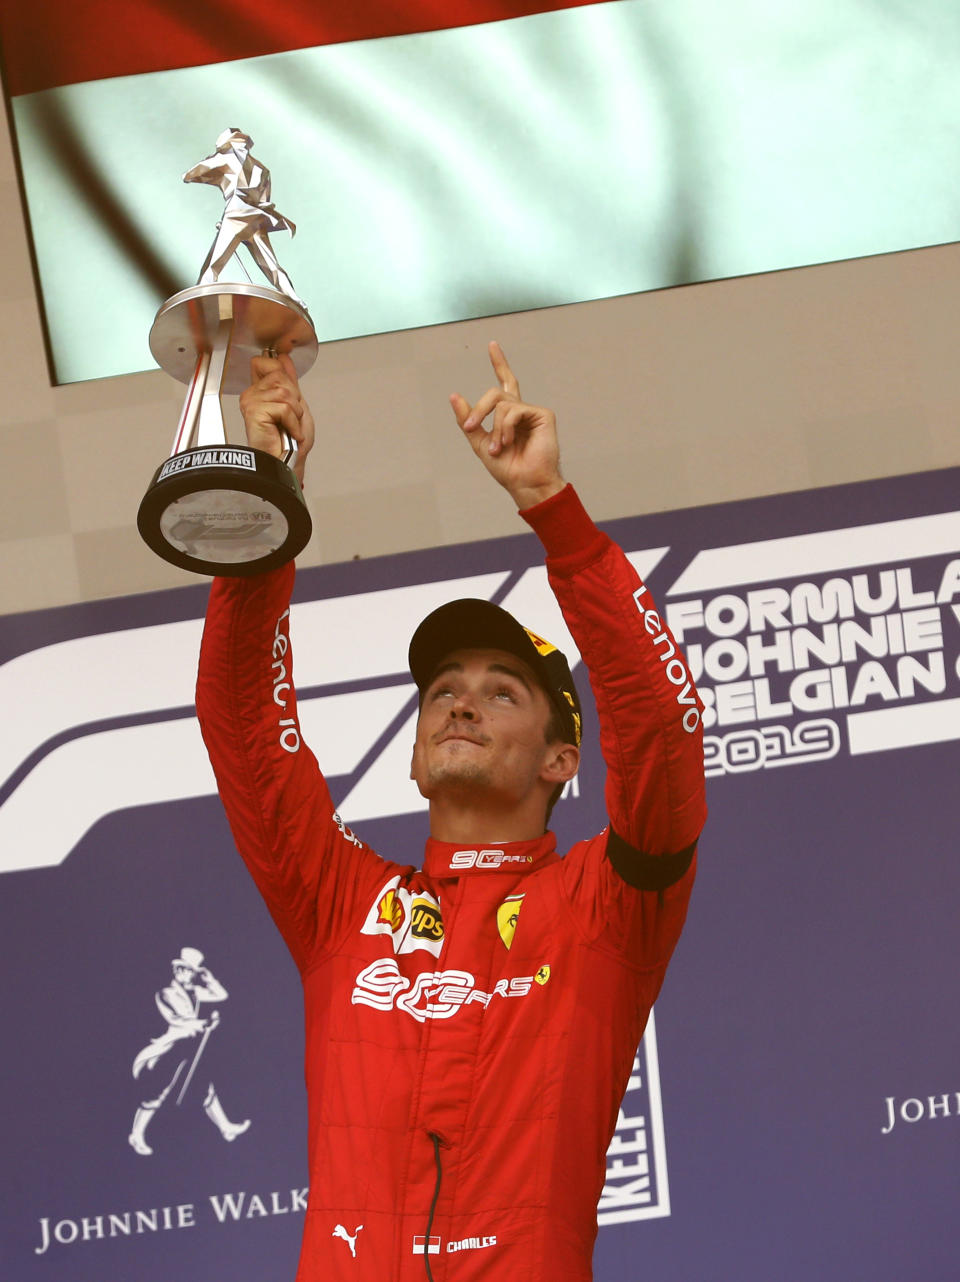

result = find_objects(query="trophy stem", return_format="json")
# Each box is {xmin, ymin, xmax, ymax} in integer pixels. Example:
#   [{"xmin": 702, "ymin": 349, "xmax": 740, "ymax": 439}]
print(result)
[
  {"xmin": 169, "ymin": 305, "xmax": 238, "ymax": 457},
  {"xmin": 195, "ymin": 311, "xmax": 234, "ymax": 448},
  {"xmin": 171, "ymin": 350, "xmax": 209, "ymax": 455}
]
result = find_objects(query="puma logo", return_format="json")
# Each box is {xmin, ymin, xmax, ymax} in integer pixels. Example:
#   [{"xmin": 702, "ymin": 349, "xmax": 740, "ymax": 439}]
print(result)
[{"xmin": 332, "ymin": 1224, "xmax": 364, "ymax": 1258}]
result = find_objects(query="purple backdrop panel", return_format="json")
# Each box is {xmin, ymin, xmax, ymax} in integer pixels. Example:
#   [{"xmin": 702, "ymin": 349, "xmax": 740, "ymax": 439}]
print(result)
[{"xmin": 1, "ymin": 466, "xmax": 958, "ymax": 1282}]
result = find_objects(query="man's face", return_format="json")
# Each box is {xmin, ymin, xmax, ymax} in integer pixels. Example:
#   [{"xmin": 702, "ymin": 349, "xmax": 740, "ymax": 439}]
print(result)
[
  {"xmin": 410, "ymin": 648, "xmax": 559, "ymax": 808},
  {"xmin": 174, "ymin": 965, "xmax": 195, "ymax": 986}
]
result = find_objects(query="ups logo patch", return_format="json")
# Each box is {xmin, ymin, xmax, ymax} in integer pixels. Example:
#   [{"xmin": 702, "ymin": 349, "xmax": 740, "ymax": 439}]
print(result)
[{"xmin": 411, "ymin": 900, "xmax": 444, "ymax": 942}]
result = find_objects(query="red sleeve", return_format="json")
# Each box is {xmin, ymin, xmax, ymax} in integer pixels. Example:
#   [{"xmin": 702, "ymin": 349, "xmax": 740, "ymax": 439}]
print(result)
[
  {"xmin": 195, "ymin": 564, "xmax": 405, "ymax": 973},
  {"xmin": 522, "ymin": 484, "xmax": 706, "ymax": 858}
]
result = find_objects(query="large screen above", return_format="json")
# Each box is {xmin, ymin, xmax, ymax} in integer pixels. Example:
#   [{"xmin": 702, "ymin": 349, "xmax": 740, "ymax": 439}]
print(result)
[{"xmin": 4, "ymin": 0, "xmax": 960, "ymax": 383}]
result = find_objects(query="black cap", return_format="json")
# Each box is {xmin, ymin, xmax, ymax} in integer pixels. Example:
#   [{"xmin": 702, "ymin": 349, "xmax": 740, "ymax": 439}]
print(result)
[{"xmin": 408, "ymin": 598, "xmax": 582, "ymax": 747}]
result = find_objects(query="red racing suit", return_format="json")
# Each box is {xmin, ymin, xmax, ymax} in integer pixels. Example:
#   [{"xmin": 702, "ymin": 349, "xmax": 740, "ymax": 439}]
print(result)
[{"xmin": 196, "ymin": 484, "xmax": 706, "ymax": 1281}]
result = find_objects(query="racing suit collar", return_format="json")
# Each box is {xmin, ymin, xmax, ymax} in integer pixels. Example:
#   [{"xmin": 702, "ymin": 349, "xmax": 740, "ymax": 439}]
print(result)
[{"xmin": 423, "ymin": 831, "xmax": 558, "ymax": 879}]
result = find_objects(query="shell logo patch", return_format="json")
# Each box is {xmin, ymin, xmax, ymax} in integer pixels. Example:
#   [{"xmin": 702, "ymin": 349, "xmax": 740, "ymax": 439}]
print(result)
[
  {"xmin": 535, "ymin": 964, "xmax": 551, "ymax": 986},
  {"xmin": 377, "ymin": 889, "xmax": 405, "ymax": 932},
  {"xmin": 496, "ymin": 894, "xmax": 525, "ymax": 949}
]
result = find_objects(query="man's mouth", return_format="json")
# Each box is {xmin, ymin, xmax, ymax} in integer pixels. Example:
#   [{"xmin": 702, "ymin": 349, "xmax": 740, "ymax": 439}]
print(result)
[{"xmin": 436, "ymin": 732, "xmax": 488, "ymax": 748}]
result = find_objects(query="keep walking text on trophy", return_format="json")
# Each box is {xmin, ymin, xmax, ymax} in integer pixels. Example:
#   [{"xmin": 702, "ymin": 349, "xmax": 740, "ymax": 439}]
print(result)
[{"xmin": 138, "ymin": 129, "xmax": 316, "ymax": 576}]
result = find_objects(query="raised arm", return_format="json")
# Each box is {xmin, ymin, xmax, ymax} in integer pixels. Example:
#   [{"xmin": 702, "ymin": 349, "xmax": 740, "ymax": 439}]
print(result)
[
  {"xmin": 450, "ymin": 344, "xmax": 706, "ymax": 884},
  {"xmin": 196, "ymin": 360, "xmax": 398, "ymax": 971}
]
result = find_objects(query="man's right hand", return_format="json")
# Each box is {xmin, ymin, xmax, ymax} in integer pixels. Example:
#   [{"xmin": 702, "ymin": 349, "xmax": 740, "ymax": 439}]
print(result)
[{"xmin": 238, "ymin": 354, "xmax": 315, "ymax": 486}]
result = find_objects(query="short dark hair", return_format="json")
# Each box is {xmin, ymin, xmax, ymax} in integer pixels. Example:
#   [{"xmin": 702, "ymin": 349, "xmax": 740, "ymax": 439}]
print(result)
[{"xmin": 544, "ymin": 701, "xmax": 568, "ymax": 748}]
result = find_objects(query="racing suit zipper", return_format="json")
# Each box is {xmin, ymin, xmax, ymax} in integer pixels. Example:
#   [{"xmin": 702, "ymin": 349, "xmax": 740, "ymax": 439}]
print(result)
[
  {"xmin": 423, "ymin": 1131, "xmax": 448, "ymax": 1282},
  {"xmin": 419, "ymin": 878, "xmax": 460, "ymax": 1278}
]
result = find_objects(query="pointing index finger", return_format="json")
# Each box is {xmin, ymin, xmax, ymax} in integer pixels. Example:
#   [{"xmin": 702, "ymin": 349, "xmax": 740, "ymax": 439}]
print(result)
[{"xmin": 488, "ymin": 340, "xmax": 520, "ymax": 399}]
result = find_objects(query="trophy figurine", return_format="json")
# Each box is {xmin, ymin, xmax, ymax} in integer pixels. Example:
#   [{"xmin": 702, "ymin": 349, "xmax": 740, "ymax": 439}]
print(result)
[{"xmin": 138, "ymin": 128, "xmax": 316, "ymax": 576}]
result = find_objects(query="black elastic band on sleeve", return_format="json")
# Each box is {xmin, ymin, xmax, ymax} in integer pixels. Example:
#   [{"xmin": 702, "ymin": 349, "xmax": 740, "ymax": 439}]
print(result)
[{"xmin": 605, "ymin": 827, "xmax": 697, "ymax": 892}]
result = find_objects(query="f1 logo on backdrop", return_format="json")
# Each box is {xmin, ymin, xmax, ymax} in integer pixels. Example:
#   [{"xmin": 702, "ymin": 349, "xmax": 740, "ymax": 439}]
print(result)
[{"xmin": 2, "ymin": 512, "xmax": 960, "ymax": 864}]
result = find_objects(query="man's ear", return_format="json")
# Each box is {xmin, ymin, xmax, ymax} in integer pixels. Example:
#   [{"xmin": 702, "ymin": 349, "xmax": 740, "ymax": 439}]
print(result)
[{"xmin": 541, "ymin": 743, "xmax": 579, "ymax": 786}]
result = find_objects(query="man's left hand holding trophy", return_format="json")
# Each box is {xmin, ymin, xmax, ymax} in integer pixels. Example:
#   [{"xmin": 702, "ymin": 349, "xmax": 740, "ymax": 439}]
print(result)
[{"xmin": 239, "ymin": 353, "xmax": 315, "ymax": 489}]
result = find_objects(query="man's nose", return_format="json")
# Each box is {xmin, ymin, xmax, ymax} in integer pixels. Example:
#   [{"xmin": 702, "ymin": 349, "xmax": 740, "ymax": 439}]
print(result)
[{"xmin": 449, "ymin": 692, "xmax": 478, "ymax": 719}]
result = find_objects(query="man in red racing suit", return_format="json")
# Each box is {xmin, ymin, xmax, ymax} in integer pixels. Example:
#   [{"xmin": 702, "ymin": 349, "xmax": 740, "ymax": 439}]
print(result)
[{"xmin": 196, "ymin": 344, "xmax": 706, "ymax": 1281}]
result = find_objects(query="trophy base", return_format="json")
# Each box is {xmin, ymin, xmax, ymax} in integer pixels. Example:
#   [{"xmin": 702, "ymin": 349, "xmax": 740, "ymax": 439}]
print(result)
[{"xmin": 137, "ymin": 446, "xmax": 312, "ymax": 577}]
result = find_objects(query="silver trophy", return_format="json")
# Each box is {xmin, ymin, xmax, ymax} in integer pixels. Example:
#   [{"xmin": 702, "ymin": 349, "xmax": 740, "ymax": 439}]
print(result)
[{"xmin": 138, "ymin": 128, "xmax": 316, "ymax": 576}]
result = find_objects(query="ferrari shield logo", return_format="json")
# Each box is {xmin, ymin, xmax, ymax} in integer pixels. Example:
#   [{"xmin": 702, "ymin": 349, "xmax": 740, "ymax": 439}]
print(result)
[{"xmin": 496, "ymin": 894, "xmax": 525, "ymax": 949}]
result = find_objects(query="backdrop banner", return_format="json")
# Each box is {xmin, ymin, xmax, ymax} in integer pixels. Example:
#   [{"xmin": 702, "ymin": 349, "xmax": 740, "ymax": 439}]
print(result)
[{"xmin": 1, "ymin": 465, "xmax": 958, "ymax": 1281}]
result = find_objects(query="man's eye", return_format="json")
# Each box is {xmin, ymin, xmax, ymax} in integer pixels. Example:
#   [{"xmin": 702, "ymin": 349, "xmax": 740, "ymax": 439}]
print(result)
[
  {"xmin": 493, "ymin": 687, "xmax": 516, "ymax": 702},
  {"xmin": 430, "ymin": 686, "xmax": 453, "ymax": 700}
]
